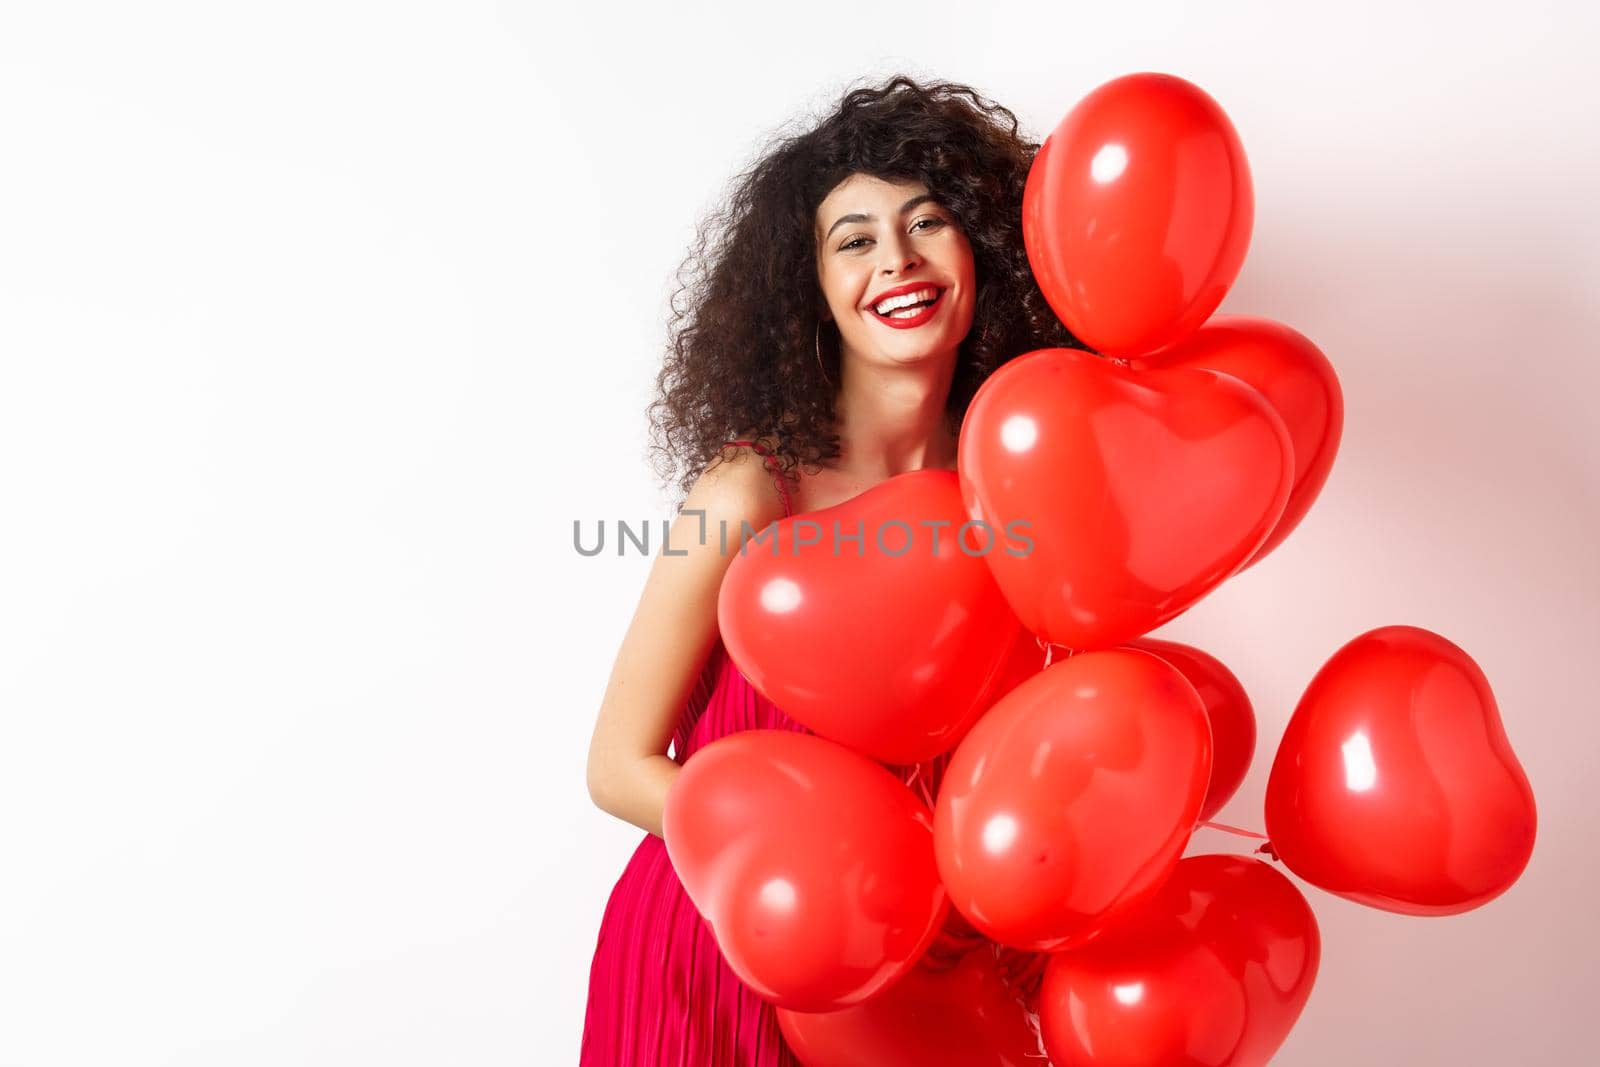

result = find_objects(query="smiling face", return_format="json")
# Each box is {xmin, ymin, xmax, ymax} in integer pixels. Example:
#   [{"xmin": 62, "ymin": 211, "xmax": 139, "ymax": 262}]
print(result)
[{"xmin": 814, "ymin": 173, "xmax": 976, "ymax": 370}]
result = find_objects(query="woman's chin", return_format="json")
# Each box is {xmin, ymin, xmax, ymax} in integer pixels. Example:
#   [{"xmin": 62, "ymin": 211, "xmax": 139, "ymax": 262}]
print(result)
[{"xmin": 847, "ymin": 335, "xmax": 963, "ymax": 369}]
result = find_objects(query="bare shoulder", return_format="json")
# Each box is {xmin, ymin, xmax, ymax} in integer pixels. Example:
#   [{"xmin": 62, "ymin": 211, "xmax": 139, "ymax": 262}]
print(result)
[{"xmin": 682, "ymin": 439, "xmax": 788, "ymax": 528}]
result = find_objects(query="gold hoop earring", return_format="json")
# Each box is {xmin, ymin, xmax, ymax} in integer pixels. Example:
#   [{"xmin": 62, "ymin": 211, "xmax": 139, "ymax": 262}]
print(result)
[{"xmin": 815, "ymin": 321, "xmax": 833, "ymax": 386}]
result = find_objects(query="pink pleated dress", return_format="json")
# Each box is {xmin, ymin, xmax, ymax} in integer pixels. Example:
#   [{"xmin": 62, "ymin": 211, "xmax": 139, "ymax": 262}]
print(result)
[{"xmin": 580, "ymin": 440, "xmax": 816, "ymax": 1066}]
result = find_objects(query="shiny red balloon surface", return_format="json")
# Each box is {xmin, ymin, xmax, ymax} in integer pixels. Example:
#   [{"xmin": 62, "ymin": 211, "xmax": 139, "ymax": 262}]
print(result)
[
  {"xmin": 1023, "ymin": 73, "xmax": 1253, "ymax": 358},
  {"xmin": 1128, "ymin": 636, "xmax": 1256, "ymax": 822},
  {"xmin": 933, "ymin": 650, "xmax": 1212, "ymax": 951},
  {"xmin": 958, "ymin": 348, "xmax": 1292, "ymax": 649},
  {"xmin": 1264, "ymin": 626, "xmax": 1537, "ymax": 915},
  {"xmin": 985, "ymin": 633, "xmax": 1255, "ymax": 823},
  {"xmin": 777, "ymin": 947, "xmax": 1042, "ymax": 1067},
  {"xmin": 1134, "ymin": 315, "xmax": 1343, "ymax": 569},
  {"xmin": 1038, "ymin": 855, "xmax": 1320, "ymax": 1067},
  {"xmin": 718, "ymin": 469, "xmax": 1022, "ymax": 764},
  {"xmin": 664, "ymin": 730, "xmax": 948, "ymax": 1010}
]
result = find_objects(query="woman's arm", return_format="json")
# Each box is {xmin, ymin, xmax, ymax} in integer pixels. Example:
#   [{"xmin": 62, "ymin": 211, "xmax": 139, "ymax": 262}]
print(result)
[{"xmin": 585, "ymin": 447, "xmax": 787, "ymax": 838}]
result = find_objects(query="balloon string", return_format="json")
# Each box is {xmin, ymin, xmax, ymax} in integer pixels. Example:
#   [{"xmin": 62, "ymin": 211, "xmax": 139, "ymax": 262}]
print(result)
[
  {"xmin": 1034, "ymin": 634, "xmax": 1077, "ymax": 669},
  {"xmin": 1198, "ymin": 820, "xmax": 1280, "ymax": 863},
  {"xmin": 899, "ymin": 762, "xmax": 936, "ymax": 810}
]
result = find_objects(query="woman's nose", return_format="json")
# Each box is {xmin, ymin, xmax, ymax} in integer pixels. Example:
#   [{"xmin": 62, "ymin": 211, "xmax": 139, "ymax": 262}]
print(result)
[{"xmin": 878, "ymin": 234, "xmax": 921, "ymax": 275}]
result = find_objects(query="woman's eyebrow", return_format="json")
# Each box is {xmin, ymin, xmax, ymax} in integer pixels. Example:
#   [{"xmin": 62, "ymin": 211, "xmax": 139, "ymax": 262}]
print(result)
[{"xmin": 823, "ymin": 194, "xmax": 939, "ymax": 240}]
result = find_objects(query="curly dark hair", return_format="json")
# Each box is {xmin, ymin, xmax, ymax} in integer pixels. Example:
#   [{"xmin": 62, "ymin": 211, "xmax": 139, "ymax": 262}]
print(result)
[{"xmin": 646, "ymin": 73, "xmax": 1087, "ymax": 503}]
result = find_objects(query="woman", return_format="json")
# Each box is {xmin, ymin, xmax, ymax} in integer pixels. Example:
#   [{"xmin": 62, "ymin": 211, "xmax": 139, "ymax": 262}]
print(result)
[{"xmin": 582, "ymin": 73, "xmax": 1083, "ymax": 1066}]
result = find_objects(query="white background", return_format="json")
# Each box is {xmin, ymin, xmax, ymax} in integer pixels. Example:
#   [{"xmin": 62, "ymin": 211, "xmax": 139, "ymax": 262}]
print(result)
[{"xmin": 2, "ymin": 2, "xmax": 1596, "ymax": 1064}]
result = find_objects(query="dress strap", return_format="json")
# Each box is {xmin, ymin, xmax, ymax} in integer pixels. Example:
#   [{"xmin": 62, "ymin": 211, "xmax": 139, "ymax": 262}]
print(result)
[{"xmin": 721, "ymin": 439, "xmax": 793, "ymax": 518}]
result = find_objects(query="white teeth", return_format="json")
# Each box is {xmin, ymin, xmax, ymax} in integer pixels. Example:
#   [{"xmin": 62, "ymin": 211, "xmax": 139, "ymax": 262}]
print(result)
[{"xmin": 872, "ymin": 287, "xmax": 939, "ymax": 315}]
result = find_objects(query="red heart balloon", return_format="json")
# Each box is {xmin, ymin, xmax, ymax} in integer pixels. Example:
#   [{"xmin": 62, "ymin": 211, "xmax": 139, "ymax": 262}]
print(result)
[
  {"xmin": 1023, "ymin": 73, "xmax": 1253, "ymax": 358},
  {"xmin": 983, "ymin": 634, "xmax": 1254, "ymax": 823},
  {"xmin": 1038, "ymin": 855, "xmax": 1320, "ymax": 1067},
  {"xmin": 718, "ymin": 468, "xmax": 1022, "ymax": 764},
  {"xmin": 664, "ymin": 730, "xmax": 948, "ymax": 1010},
  {"xmin": 1134, "ymin": 315, "xmax": 1343, "ymax": 569},
  {"xmin": 933, "ymin": 649, "xmax": 1212, "ymax": 952},
  {"xmin": 1127, "ymin": 637, "xmax": 1256, "ymax": 823},
  {"xmin": 1264, "ymin": 626, "xmax": 1537, "ymax": 915},
  {"xmin": 958, "ymin": 348, "xmax": 1292, "ymax": 649},
  {"xmin": 777, "ymin": 947, "xmax": 1043, "ymax": 1067}
]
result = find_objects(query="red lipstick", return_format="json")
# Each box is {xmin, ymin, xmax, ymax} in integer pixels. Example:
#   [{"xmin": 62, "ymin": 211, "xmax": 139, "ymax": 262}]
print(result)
[{"xmin": 866, "ymin": 283, "xmax": 946, "ymax": 330}]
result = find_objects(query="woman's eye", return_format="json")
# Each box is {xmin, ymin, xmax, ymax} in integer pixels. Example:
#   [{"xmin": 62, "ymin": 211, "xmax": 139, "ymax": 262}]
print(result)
[{"xmin": 840, "ymin": 218, "xmax": 944, "ymax": 252}]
